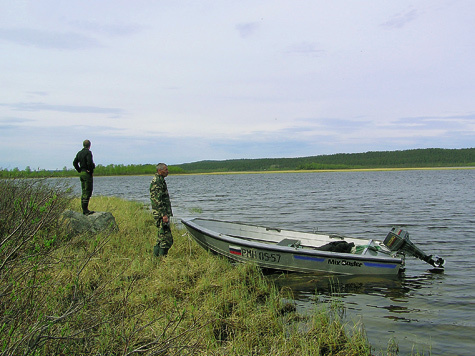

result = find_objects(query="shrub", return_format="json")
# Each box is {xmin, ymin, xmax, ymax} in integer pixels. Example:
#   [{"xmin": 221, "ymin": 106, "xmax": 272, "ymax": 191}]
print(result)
[{"xmin": 0, "ymin": 179, "xmax": 74, "ymax": 354}]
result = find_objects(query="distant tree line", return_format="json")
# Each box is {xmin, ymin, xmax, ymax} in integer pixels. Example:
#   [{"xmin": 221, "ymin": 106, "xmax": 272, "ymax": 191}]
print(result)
[
  {"xmin": 93, "ymin": 163, "xmax": 186, "ymax": 176},
  {"xmin": 175, "ymin": 148, "xmax": 475, "ymax": 172},
  {"xmin": 0, "ymin": 163, "xmax": 186, "ymax": 178},
  {"xmin": 1, "ymin": 148, "xmax": 474, "ymax": 178}
]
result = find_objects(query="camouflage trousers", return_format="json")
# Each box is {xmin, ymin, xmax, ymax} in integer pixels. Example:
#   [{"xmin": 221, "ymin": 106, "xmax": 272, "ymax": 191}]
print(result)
[
  {"xmin": 155, "ymin": 219, "xmax": 173, "ymax": 249},
  {"xmin": 79, "ymin": 171, "xmax": 93, "ymax": 199},
  {"xmin": 79, "ymin": 171, "xmax": 94, "ymax": 214}
]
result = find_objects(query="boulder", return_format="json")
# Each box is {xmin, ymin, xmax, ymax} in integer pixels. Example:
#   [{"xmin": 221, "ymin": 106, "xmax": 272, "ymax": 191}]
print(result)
[{"xmin": 62, "ymin": 210, "xmax": 119, "ymax": 237}]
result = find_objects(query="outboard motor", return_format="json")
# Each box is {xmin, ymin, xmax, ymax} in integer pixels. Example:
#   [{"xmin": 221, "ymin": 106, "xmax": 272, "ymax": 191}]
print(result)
[{"xmin": 384, "ymin": 227, "xmax": 445, "ymax": 269}]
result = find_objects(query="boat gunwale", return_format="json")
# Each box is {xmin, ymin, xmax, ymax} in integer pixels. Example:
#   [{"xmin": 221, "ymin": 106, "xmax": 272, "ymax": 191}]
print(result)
[{"xmin": 181, "ymin": 218, "xmax": 403, "ymax": 265}]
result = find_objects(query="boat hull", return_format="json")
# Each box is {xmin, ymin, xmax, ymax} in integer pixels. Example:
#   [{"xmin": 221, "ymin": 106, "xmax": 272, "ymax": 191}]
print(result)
[{"xmin": 182, "ymin": 218, "xmax": 404, "ymax": 276}]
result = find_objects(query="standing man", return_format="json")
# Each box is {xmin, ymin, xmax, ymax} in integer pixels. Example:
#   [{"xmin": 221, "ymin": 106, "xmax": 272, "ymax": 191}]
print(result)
[
  {"xmin": 73, "ymin": 139, "xmax": 95, "ymax": 215},
  {"xmin": 150, "ymin": 163, "xmax": 173, "ymax": 257}
]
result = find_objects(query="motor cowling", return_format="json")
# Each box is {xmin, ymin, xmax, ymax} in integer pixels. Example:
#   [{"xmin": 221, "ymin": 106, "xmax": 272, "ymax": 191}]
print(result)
[{"xmin": 384, "ymin": 227, "xmax": 445, "ymax": 268}]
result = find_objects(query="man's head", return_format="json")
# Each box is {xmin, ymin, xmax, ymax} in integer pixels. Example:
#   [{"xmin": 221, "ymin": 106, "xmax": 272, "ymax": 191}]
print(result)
[
  {"xmin": 83, "ymin": 140, "xmax": 91, "ymax": 149},
  {"xmin": 156, "ymin": 163, "xmax": 169, "ymax": 177}
]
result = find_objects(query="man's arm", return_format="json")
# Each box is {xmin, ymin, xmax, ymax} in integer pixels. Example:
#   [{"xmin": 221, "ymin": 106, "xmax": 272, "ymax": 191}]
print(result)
[
  {"xmin": 86, "ymin": 151, "xmax": 95, "ymax": 173},
  {"xmin": 73, "ymin": 155, "xmax": 80, "ymax": 173}
]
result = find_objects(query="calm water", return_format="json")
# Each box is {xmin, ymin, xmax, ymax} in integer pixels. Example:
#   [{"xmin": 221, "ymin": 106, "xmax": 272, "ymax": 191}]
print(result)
[{"xmin": 66, "ymin": 169, "xmax": 475, "ymax": 355}]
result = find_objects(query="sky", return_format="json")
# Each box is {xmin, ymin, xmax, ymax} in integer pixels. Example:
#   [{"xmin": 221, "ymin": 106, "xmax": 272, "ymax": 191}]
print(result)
[{"xmin": 1, "ymin": 0, "xmax": 474, "ymax": 170}]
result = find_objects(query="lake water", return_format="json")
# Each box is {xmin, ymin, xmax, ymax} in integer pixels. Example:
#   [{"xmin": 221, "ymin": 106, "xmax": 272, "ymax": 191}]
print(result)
[{"xmin": 65, "ymin": 169, "xmax": 475, "ymax": 355}]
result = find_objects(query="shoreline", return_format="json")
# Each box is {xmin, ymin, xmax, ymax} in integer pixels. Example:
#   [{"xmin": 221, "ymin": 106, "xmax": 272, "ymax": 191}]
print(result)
[
  {"xmin": 168, "ymin": 166, "xmax": 475, "ymax": 176},
  {"xmin": 6, "ymin": 166, "xmax": 474, "ymax": 179}
]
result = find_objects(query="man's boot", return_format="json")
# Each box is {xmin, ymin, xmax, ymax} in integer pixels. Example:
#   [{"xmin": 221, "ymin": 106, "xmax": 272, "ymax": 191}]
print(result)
[
  {"xmin": 81, "ymin": 199, "xmax": 89, "ymax": 215},
  {"xmin": 82, "ymin": 198, "xmax": 94, "ymax": 215},
  {"xmin": 153, "ymin": 245, "xmax": 160, "ymax": 257},
  {"xmin": 158, "ymin": 247, "xmax": 169, "ymax": 257}
]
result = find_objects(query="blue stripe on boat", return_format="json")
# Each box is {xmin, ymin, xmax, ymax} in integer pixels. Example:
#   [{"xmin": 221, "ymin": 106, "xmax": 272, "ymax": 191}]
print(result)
[
  {"xmin": 363, "ymin": 262, "xmax": 397, "ymax": 269},
  {"xmin": 294, "ymin": 255, "xmax": 325, "ymax": 262}
]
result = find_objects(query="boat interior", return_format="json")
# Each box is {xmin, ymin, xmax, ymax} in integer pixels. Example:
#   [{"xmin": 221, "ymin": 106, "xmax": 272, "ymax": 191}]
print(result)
[{"xmin": 190, "ymin": 218, "xmax": 392, "ymax": 256}]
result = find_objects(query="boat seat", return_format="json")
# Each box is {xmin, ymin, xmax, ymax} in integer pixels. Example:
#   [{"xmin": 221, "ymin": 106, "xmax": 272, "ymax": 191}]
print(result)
[{"xmin": 277, "ymin": 239, "xmax": 301, "ymax": 248}]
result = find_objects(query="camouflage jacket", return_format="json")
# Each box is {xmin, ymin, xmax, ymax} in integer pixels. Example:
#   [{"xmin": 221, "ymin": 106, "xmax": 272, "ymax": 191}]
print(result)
[{"xmin": 150, "ymin": 173, "xmax": 173, "ymax": 220}]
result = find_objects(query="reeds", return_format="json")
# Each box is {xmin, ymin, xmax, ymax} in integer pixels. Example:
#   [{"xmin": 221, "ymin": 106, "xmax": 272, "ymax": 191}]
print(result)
[{"xmin": 1, "ymin": 181, "xmax": 377, "ymax": 355}]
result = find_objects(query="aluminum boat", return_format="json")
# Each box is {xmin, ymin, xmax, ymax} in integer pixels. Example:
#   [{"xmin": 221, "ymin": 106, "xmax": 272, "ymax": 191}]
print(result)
[{"xmin": 181, "ymin": 218, "xmax": 445, "ymax": 276}]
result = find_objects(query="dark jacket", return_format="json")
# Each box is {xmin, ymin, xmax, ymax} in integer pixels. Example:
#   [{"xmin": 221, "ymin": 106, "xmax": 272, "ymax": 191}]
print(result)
[{"xmin": 73, "ymin": 148, "xmax": 95, "ymax": 174}]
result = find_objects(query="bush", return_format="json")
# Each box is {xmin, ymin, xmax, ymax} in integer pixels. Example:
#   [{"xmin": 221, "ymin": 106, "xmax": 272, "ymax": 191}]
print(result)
[{"xmin": 0, "ymin": 178, "xmax": 74, "ymax": 354}]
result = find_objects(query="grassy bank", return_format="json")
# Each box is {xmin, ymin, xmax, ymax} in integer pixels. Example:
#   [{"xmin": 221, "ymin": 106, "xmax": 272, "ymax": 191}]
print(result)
[{"xmin": 2, "ymin": 180, "xmax": 405, "ymax": 355}]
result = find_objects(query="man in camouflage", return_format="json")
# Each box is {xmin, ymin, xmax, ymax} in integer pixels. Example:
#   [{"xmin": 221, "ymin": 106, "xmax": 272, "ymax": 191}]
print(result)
[{"xmin": 150, "ymin": 163, "xmax": 173, "ymax": 257}]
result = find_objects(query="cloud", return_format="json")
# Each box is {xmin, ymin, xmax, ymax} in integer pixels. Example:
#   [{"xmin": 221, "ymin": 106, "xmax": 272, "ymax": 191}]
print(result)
[
  {"xmin": 0, "ymin": 28, "xmax": 102, "ymax": 49},
  {"xmin": 316, "ymin": 118, "xmax": 372, "ymax": 131},
  {"xmin": 208, "ymin": 138, "xmax": 311, "ymax": 159},
  {"xmin": 0, "ymin": 117, "xmax": 35, "ymax": 133},
  {"xmin": 69, "ymin": 20, "xmax": 143, "ymax": 37},
  {"xmin": 0, "ymin": 102, "xmax": 124, "ymax": 117},
  {"xmin": 284, "ymin": 42, "xmax": 325, "ymax": 57},
  {"xmin": 394, "ymin": 114, "xmax": 475, "ymax": 131},
  {"xmin": 0, "ymin": 117, "xmax": 34, "ymax": 125},
  {"xmin": 380, "ymin": 8, "xmax": 421, "ymax": 29},
  {"xmin": 235, "ymin": 22, "xmax": 260, "ymax": 38},
  {"xmin": 27, "ymin": 91, "xmax": 48, "ymax": 97}
]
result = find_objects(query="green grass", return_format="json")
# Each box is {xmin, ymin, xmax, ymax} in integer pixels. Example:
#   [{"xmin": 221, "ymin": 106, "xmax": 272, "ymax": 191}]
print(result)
[
  {"xmin": 72, "ymin": 196, "xmax": 375, "ymax": 355},
  {"xmin": 2, "ymin": 183, "xmax": 424, "ymax": 355}
]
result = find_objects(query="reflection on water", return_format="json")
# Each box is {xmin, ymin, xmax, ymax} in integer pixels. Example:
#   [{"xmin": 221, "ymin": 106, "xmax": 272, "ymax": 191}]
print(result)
[
  {"xmin": 267, "ymin": 271, "xmax": 447, "ymax": 305},
  {"xmin": 268, "ymin": 272, "xmax": 405, "ymax": 300},
  {"xmin": 268, "ymin": 268, "xmax": 464, "ymax": 354},
  {"xmin": 63, "ymin": 170, "xmax": 475, "ymax": 355}
]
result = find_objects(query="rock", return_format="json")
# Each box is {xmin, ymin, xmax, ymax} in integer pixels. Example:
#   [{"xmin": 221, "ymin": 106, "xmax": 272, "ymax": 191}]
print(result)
[{"xmin": 62, "ymin": 210, "xmax": 119, "ymax": 237}]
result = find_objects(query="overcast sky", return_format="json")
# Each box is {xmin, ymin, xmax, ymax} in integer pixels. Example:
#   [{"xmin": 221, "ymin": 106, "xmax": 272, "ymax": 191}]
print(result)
[{"xmin": 1, "ymin": 1, "xmax": 474, "ymax": 170}]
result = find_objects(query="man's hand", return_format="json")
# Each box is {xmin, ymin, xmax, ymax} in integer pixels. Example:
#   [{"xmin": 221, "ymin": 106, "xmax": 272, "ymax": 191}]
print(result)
[{"xmin": 162, "ymin": 215, "xmax": 169, "ymax": 223}]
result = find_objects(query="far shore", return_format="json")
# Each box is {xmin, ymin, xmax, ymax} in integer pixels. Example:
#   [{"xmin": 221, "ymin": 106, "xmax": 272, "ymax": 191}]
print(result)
[
  {"xmin": 8, "ymin": 165, "xmax": 474, "ymax": 179},
  {"xmin": 168, "ymin": 166, "xmax": 475, "ymax": 176}
]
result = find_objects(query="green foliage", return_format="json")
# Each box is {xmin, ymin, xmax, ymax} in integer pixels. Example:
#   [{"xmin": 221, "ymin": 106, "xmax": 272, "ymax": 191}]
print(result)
[
  {"xmin": 0, "ymin": 163, "xmax": 186, "ymax": 178},
  {"xmin": 177, "ymin": 148, "xmax": 475, "ymax": 172},
  {"xmin": 0, "ymin": 179, "xmax": 74, "ymax": 355},
  {"xmin": 0, "ymin": 179, "xmax": 73, "ymax": 267},
  {"xmin": 294, "ymin": 148, "xmax": 475, "ymax": 169}
]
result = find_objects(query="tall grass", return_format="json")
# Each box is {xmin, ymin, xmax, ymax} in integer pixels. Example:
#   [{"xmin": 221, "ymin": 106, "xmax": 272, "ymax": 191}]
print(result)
[{"xmin": 1, "ymin": 180, "xmax": 384, "ymax": 355}]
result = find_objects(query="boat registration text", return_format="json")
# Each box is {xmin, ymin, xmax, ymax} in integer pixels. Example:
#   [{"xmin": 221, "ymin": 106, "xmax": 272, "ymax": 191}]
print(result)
[{"xmin": 241, "ymin": 248, "xmax": 281, "ymax": 263}]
